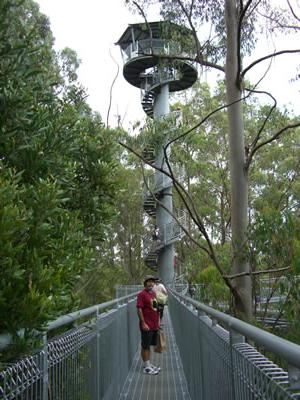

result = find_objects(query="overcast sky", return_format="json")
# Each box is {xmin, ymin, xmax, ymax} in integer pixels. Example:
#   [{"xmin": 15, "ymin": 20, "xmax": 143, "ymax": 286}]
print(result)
[
  {"xmin": 37, "ymin": 0, "xmax": 148, "ymax": 128},
  {"xmin": 37, "ymin": 0, "xmax": 300, "ymax": 129}
]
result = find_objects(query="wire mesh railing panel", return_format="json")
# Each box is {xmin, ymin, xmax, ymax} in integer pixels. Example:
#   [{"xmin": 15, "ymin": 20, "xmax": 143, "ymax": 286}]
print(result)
[
  {"xmin": 172, "ymin": 282, "xmax": 189, "ymax": 295},
  {"xmin": 201, "ymin": 322, "xmax": 233, "ymax": 400},
  {"xmin": 169, "ymin": 292, "xmax": 300, "ymax": 400},
  {"xmin": 168, "ymin": 300, "xmax": 203, "ymax": 400},
  {"xmin": 95, "ymin": 303, "xmax": 139, "ymax": 400},
  {"xmin": 0, "ymin": 296, "xmax": 140, "ymax": 400},
  {"xmin": 168, "ymin": 295, "xmax": 233, "ymax": 400},
  {"xmin": 126, "ymin": 300, "xmax": 142, "ymax": 359},
  {"xmin": 231, "ymin": 343, "xmax": 294, "ymax": 399},
  {"xmin": 48, "ymin": 325, "xmax": 95, "ymax": 400},
  {"xmin": 0, "ymin": 352, "xmax": 44, "ymax": 399},
  {"xmin": 97, "ymin": 309, "xmax": 120, "ymax": 399}
]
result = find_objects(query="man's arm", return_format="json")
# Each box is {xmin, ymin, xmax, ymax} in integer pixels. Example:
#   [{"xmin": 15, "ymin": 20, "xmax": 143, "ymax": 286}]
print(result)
[{"xmin": 137, "ymin": 308, "xmax": 149, "ymax": 330}]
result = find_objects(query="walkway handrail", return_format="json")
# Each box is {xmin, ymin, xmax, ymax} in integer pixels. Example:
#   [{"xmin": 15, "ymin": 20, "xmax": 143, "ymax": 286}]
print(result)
[
  {"xmin": 1, "ymin": 292, "xmax": 140, "ymax": 400},
  {"xmin": 170, "ymin": 288, "xmax": 300, "ymax": 369},
  {"xmin": 47, "ymin": 292, "xmax": 138, "ymax": 331}
]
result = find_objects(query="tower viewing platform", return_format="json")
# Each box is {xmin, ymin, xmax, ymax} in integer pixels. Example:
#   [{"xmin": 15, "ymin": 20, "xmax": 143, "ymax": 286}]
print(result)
[{"xmin": 116, "ymin": 21, "xmax": 197, "ymax": 118}]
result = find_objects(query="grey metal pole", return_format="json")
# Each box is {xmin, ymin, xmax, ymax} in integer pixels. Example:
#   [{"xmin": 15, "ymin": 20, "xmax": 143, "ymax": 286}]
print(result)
[
  {"xmin": 95, "ymin": 307, "xmax": 101, "ymax": 400},
  {"xmin": 42, "ymin": 334, "xmax": 48, "ymax": 400},
  {"xmin": 153, "ymin": 83, "xmax": 175, "ymax": 285}
]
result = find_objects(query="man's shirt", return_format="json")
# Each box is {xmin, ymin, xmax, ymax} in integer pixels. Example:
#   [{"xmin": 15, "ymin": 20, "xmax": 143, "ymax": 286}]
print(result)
[{"xmin": 136, "ymin": 289, "xmax": 159, "ymax": 330}]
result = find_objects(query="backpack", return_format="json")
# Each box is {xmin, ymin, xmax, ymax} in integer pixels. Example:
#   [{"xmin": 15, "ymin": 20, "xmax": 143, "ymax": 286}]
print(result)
[{"xmin": 156, "ymin": 292, "xmax": 167, "ymax": 305}]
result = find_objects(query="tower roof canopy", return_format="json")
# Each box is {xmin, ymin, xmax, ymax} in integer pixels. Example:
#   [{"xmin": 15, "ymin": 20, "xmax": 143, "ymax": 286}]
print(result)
[{"xmin": 115, "ymin": 21, "xmax": 192, "ymax": 50}]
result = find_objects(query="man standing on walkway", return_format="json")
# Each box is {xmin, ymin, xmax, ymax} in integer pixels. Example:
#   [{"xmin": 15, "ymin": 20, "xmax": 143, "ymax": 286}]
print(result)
[{"xmin": 137, "ymin": 276, "xmax": 161, "ymax": 375}]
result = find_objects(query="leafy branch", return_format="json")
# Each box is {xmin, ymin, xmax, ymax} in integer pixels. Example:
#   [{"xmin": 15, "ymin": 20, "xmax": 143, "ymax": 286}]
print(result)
[{"xmin": 246, "ymin": 121, "xmax": 300, "ymax": 168}]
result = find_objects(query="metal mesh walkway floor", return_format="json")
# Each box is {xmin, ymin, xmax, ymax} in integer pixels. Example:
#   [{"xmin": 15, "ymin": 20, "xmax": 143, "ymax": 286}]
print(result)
[{"xmin": 119, "ymin": 308, "xmax": 191, "ymax": 400}]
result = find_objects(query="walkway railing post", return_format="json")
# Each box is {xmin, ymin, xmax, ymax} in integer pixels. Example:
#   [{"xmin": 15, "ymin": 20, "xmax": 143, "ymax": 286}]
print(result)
[
  {"xmin": 197, "ymin": 308, "xmax": 207, "ymax": 400},
  {"xmin": 95, "ymin": 306, "xmax": 101, "ymax": 400},
  {"xmin": 229, "ymin": 329, "xmax": 245, "ymax": 400},
  {"xmin": 288, "ymin": 365, "xmax": 300, "ymax": 390},
  {"xmin": 42, "ymin": 333, "xmax": 48, "ymax": 400},
  {"xmin": 230, "ymin": 329, "xmax": 245, "ymax": 345},
  {"xmin": 197, "ymin": 308, "xmax": 206, "ymax": 318}
]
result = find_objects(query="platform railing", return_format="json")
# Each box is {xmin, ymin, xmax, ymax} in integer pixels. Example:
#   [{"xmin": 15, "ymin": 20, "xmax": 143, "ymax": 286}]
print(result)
[
  {"xmin": 168, "ymin": 289, "xmax": 300, "ymax": 400},
  {"xmin": 122, "ymin": 39, "xmax": 181, "ymax": 62},
  {"xmin": 140, "ymin": 68, "xmax": 182, "ymax": 93},
  {"xmin": 0, "ymin": 293, "xmax": 140, "ymax": 400}
]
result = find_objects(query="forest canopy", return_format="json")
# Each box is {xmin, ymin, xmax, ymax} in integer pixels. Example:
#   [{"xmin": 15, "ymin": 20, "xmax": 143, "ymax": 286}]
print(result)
[{"xmin": 0, "ymin": 0, "xmax": 132, "ymax": 357}]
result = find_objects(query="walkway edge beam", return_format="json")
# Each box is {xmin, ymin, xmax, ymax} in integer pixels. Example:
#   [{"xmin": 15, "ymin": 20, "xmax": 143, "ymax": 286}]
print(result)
[{"xmin": 170, "ymin": 289, "xmax": 300, "ymax": 369}]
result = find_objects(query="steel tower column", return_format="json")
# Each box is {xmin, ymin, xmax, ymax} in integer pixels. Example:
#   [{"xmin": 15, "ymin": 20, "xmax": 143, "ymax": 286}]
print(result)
[{"xmin": 153, "ymin": 84, "xmax": 174, "ymax": 285}]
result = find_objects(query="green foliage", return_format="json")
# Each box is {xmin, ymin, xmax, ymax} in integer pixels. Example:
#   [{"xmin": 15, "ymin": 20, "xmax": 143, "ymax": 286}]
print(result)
[
  {"xmin": 133, "ymin": 113, "xmax": 182, "ymax": 153},
  {"xmin": 249, "ymin": 210, "xmax": 300, "ymax": 340},
  {"xmin": 283, "ymin": 275, "xmax": 300, "ymax": 345},
  {"xmin": 171, "ymin": 82, "xmax": 231, "ymax": 244},
  {"xmin": 77, "ymin": 264, "xmax": 130, "ymax": 307},
  {"xmin": 0, "ymin": 167, "xmax": 92, "ymax": 334},
  {"xmin": 0, "ymin": 0, "xmax": 124, "ymax": 360},
  {"xmin": 249, "ymin": 209, "xmax": 300, "ymax": 272},
  {"xmin": 194, "ymin": 266, "xmax": 229, "ymax": 307},
  {"xmin": 164, "ymin": 81, "xmax": 299, "ymax": 323},
  {"xmin": 291, "ymin": 239, "xmax": 300, "ymax": 274}
]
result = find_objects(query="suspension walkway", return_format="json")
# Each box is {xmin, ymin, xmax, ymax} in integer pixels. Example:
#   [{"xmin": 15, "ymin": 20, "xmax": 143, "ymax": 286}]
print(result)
[
  {"xmin": 1, "ymin": 288, "xmax": 300, "ymax": 400},
  {"xmin": 119, "ymin": 309, "xmax": 190, "ymax": 400}
]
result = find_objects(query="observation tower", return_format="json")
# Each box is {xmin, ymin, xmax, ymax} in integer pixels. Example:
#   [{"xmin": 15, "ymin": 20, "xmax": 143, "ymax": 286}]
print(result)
[{"xmin": 116, "ymin": 21, "xmax": 198, "ymax": 284}]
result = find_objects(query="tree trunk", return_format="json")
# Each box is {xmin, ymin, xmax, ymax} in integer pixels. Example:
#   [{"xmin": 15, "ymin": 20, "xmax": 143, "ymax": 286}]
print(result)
[{"xmin": 225, "ymin": 0, "xmax": 252, "ymax": 318}]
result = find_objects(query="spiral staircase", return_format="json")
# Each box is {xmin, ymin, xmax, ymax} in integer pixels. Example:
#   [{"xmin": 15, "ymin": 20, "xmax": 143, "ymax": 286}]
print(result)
[
  {"xmin": 142, "ymin": 165, "xmax": 187, "ymax": 264},
  {"xmin": 142, "ymin": 210, "xmax": 187, "ymax": 271},
  {"xmin": 116, "ymin": 21, "xmax": 198, "ymax": 275}
]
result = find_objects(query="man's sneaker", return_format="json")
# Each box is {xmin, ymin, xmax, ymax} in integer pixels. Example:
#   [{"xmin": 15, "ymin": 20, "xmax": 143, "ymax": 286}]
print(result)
[
  {"xmin": 151, "ymin": 364, "xmax": 161, "ymax": 372},
  {"xmin": 143, "ymin": 366, "xmax": 159, "ymax": 375}
]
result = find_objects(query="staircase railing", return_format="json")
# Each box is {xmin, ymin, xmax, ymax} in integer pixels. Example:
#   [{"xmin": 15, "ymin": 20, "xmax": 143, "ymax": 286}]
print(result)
[
  {"xmin": 143, "ymin": 171, "xmax": 172, "ymax": 196},
  {"xmin": 143, "ymin": 164, "xmax": 185, "ymax": 195},
  {"xmin": 142, "ymin": 210, "xmax": 187, "ymax": 268}
]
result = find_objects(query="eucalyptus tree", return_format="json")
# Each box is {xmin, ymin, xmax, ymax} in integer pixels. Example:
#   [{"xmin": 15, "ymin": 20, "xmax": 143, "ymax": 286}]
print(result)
[
  {"xmin": 125, "ymin": 0, "xmax": 300, "ymax": 318},
  {"xmin": 171, "ymin": 82, "xmax": 300, "ymax": 321}
]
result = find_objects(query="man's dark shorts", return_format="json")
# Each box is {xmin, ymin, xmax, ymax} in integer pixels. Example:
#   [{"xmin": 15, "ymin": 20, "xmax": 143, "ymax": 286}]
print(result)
[{"xmin": 141, "ymin": 330, "xmax": 158, "ymax": 350}]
